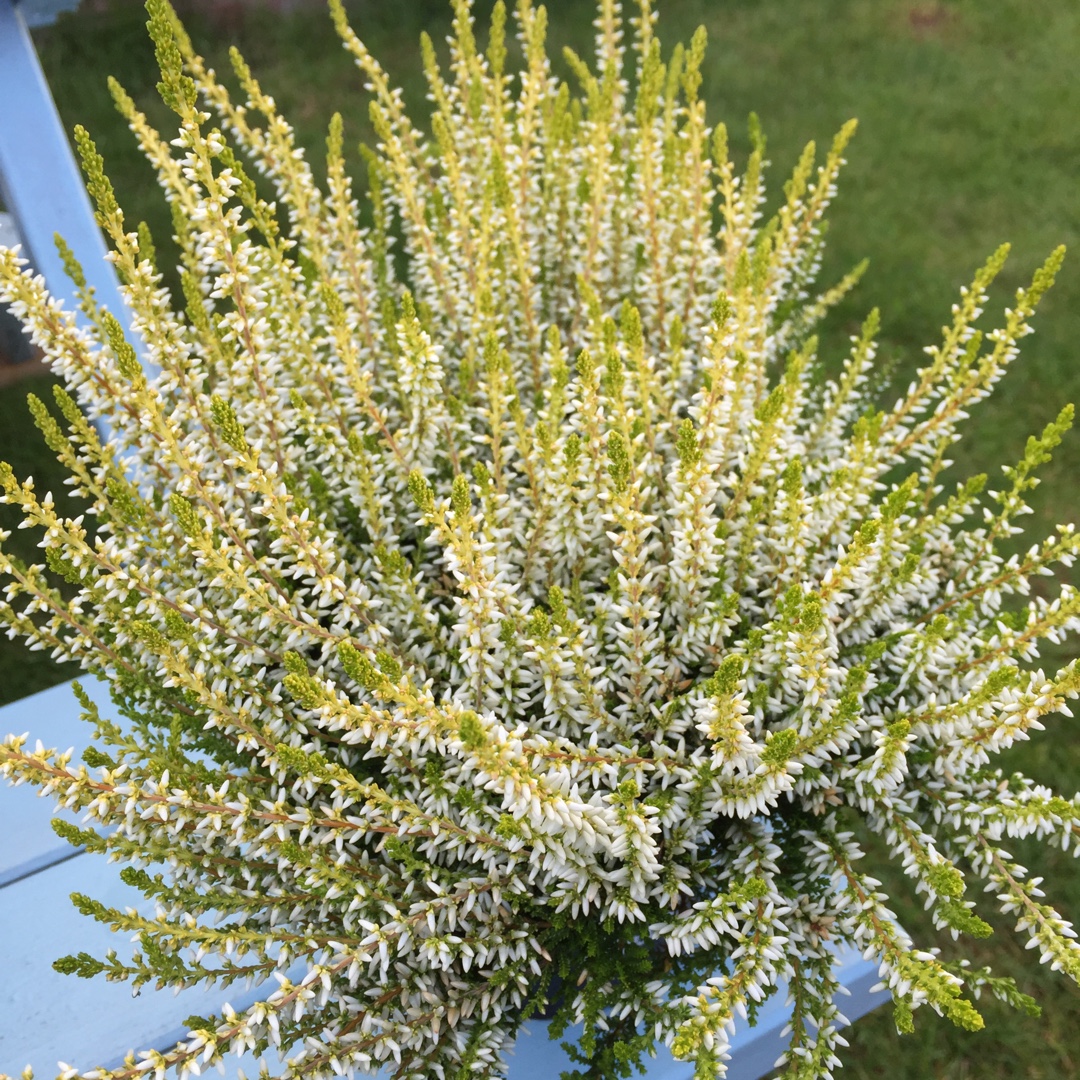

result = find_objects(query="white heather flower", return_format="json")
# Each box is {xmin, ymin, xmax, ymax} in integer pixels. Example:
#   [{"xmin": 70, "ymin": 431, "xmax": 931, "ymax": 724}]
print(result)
[{"xmin": 0, "ymin": 3, "xmax": 1077, "ymax": 1080}]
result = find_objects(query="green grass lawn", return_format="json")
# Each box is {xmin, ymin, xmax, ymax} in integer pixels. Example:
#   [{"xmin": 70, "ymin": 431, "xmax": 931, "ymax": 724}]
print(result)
[{"xmin": 3, "ymin": 0, "xmax": 1078, "ymax": 1074}]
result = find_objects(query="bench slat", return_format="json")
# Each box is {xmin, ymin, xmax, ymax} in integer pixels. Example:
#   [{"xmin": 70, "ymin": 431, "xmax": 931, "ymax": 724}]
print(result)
[
  {"xmin": 0, "ymin": 849, "xmax": 286, "ymax": 1074},
  {"xmin": 0, "ymin": 677, "xmax": 887, "ymax": 1078},
  {"xmin": 0, "ymin": 677, "xmax": 115, "ymax": 887},
  {"xmin": 0, "ymin": 0, "xmax": 130, "ymax": 325}
]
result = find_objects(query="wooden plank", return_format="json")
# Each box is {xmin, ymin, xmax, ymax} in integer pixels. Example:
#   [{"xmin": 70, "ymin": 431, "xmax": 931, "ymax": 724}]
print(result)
[
  {"xmin": 0, "ymin": 676, "xmax": 114, "ymax": 887},
  {"xmin": 0, "ymin": 0, "xmax": 130, "ymax": 330},
  {"xmin": 724, "ymin": 947, "xmax": 887, "ymax": 1080},
  {"xmin": 0, "ymin": 850, "xmax": 292, "ymax": 1076}
]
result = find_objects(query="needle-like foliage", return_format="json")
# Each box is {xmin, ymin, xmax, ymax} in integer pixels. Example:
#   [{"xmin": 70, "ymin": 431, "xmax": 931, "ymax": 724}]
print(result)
[{"xmin": 1, "ymin": 2, "xmax": 1078, "ymax": 1078}]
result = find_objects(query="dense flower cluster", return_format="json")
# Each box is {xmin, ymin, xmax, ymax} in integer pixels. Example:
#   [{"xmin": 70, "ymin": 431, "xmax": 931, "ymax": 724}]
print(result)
[{"xmin": 2, "ymin": 1, "xmax": 1080, "ymax": 1078}]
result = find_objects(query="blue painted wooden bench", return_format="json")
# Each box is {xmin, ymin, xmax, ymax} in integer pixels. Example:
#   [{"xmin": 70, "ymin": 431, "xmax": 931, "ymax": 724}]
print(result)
[
  {"xmin": 0, "ymin": 678, "xmax": 888, "ymax": 1079},
  {"xmin": 0, "ymin": 0, "xmax": 131, "ymax": 332},
  {"xmin": 0, "ymin": 0, "xmax": 888, "ymax": 1074}
]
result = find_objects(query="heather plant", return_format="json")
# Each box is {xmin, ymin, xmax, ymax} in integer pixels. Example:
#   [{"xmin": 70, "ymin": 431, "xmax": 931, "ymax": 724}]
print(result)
[{"xmin": 1, "ymin": 1, "xmax": 1079, "ymax": 1078}]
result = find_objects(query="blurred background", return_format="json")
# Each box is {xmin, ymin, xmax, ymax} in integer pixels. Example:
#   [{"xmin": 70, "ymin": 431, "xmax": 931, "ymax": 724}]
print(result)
[{"xmin": 1, "ymin": 0, "xmax": 1078, "ymax": 1074}]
